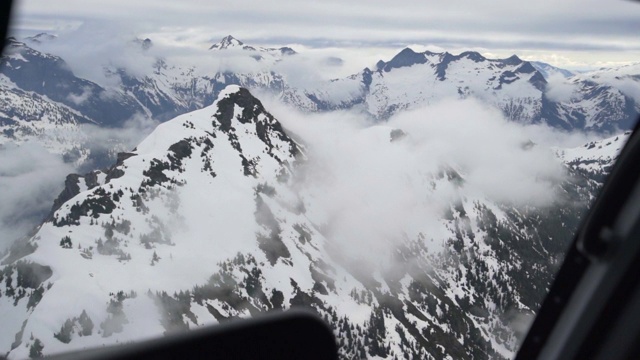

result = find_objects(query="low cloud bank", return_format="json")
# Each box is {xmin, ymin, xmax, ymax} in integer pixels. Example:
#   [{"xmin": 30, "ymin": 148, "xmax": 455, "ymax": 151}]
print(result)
[
  {"xmin": 80, "ymin": 114, "xmax": 160, "ymax": 154},
  {"xmin": 545, "ymin": 73, "xmax": 578, "ymax": 102},
  {"xmin": 266, "ymin": 97, "xmax": 571, "ymax": 262},
  {"xmin": 0, "ymin": 142, "xmax": 74, "ymax": 251}
]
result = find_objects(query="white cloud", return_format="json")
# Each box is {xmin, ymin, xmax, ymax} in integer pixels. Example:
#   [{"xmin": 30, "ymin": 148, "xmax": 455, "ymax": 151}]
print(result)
[
  {"xmin": 272, "ymin": 54, "xmax": 343, "ymax": 89},
  {"xmin": 388, "ymin": 100, "xmax": 567, "ymax": 206},
  {"xmin": 545, "ymin": 73, "xmax": 578, "ymax": 102},
  {"xmin": 520, "ymin": 123, "xmax": 607, "ymax": 148},
  {"xmin": 614, "ymin": 78, "xmax": 640, "ymax": 102},
  {"xmin": 79, "ymin": 113, "xmax": 160, "ymax": 155},
  {"xmin": 32, "ymin": 21, "xmax": 158, "ymax": 85},
  {"xmin": 264, "ymin": 97, "xmax": 569, "ymax": 265},
  {"xmin": 66, "ymin": 85, "xmax": 93, "ymax": 105},
  {"xmin": 0, "ymin": 142, "xmax": 74, "ymax": 251}
]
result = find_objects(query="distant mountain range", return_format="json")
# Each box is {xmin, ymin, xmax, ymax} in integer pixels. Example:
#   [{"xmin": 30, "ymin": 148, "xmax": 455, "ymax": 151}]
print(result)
[{"xmin": 2, "ymin": 35, "xmax": 638, "ymax": 166}]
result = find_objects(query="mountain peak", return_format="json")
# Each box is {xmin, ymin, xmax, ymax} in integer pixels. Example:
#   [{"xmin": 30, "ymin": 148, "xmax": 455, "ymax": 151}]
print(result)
[
  {"xmin": 278, "ymin": 46, "xmax": 297, "ymax": 56},
  {"xmin": 379, "ymin": 47, "xmax": 428, "ymax": 72},
  {"xmin": 459, "ymin": 51, "xmax": 486, "ymax": 62},
  {"xmin": 133, "ymin": 37, "xmax": 153, "ymax": 50},
  {"xmin": 503, "ymin": 54, "xmax": 523, "ymax": 66},
  {"xmin": 209, "ymin": 35, "xmax": 244, "ymax": 50},
  {"xmin": 24, "ymin": 32, "xmax": 57, "ymax": 44}
]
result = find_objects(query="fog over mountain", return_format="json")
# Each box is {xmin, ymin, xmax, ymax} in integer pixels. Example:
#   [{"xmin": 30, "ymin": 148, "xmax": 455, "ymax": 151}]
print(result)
[
  {"xmin": 0, "ymin": 85, "xmax": 612, "ymax": 359},
  {"xmin": 0, "ymin": 22, "xmax": 637, "ymax": 359}
]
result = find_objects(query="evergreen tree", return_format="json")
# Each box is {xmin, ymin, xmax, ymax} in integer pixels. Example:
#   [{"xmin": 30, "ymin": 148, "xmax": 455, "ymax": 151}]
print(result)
[
  {"xmin": 29, "ymin": 338, "xmax": 44, "ymax": 358},
  {"xmin": 54, "ymin": 319, "xmax": 74, "ymax": 343},
  {"xmin": 59, "ymin": 236, "xmax": 72, "ymax": 249},
  {"xmin": 78, "ymin": 310, "xmax": 94, "ymax": 336}
]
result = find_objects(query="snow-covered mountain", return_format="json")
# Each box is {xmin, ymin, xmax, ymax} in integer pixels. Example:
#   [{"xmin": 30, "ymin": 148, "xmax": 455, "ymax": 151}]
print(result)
[
  {"xmin": 0, "ymin": 86, "xmax": 607, "ymax": 359},
  {"xmin": 0, "ymin": 85, "xmax": 302, "ymax": 357},
  {"xmin": 301, "ymin": 49, "xmax": 547, "ymax": 120},
  {"xmin": 540, "ymin": 63, "xmax": 640, "ymax": 132},
  {"xmin": 110, "ymin": 42, "xmax": 639, "ymax": 134},
  {"xmin": 209, "ymin": 34, "xmax": 244, "ymax": 50},
  {"xmin": 0, "ymin": 35, "xmax": 310, "ymax": 242},
  {"xmin": 555, "ymin": 131, "xmax": 631, "ymax": 183},
  {"xmin": 0, "ymin": 76, "xmax": 91, "ymax": 162},
  {"xmin": 300, "ymin": 49, "xmax": 639, "ymax": 132}
]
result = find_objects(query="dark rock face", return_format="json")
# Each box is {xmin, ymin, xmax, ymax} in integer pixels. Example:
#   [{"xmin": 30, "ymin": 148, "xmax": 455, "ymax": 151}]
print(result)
[
  {"xmin": 47, "ymin": 152, "xmax": 138, "ymax": 222},
  {"xmin": 381, "ymin": 48, "xmax": 428, "ymax": 72},
  {"xmin": 142, "ymin": 159, "xmax": 172, "ymax": 187},
  {"xmin": 106, "ymin": 153, "xmax": 137, "ymax": 182},
  {"xmin": 167, "ymin": 140, "xmax": 193, "ymax": 168},
  {"xmin": 528, "ymin": 71, "xmax": 547, "ymax": 92},
  {"xmin": 47, "ymin": 174, "xmax": 82, "ymax": 222},
  {"xmin": 278, "ymin": 47, "xmax": 297, "ymax": 56},
  {"xmin": 460, "ymin": 51, "xmax": 486, "ymax": 63},
  {"xmin": 53, "ymin": 188, "xmax": 117, "ymax": 226},
  {"xmin": 516, "ymin": 62, "xmax": 537, "ymax": 74},
  {"xmin": 502, "ymin": 55, "xmax": 523, "ymax": 66},
  {"xmin": 215, "ymin": 87, "xmax": 300, "ymax": 160},
  {"xmin": 435, "ymin": 52, "xmax": 456, "ymax": 81},
  {"xmin": 362, "ymin": 68, "xmax": 373, "ymax": 91}
]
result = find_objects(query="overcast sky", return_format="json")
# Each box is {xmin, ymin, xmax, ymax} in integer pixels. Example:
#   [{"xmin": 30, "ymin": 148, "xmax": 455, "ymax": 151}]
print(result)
[{"xmin": 9, "ymin": 0, "xmax": 640, "ymax": 70}]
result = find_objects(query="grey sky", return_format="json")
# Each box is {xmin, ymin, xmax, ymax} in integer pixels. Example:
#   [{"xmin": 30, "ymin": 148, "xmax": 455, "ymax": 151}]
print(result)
[{"xmin": 9, "ymin": 0, "xmax": 640, "ymax": 69}]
